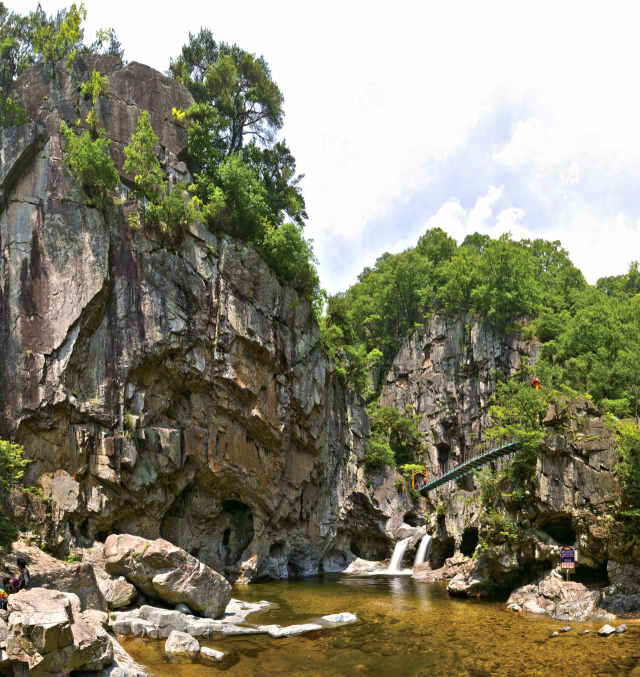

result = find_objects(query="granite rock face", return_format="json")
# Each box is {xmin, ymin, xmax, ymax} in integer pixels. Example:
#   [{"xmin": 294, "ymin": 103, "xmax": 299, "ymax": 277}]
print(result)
[
  {"xmin": 381, "ymin": 313, "xmax": 540, "ymax": 483},
  {"xmin": 1, "ymin": 58, "xmax": 412, "ymax": 584}
]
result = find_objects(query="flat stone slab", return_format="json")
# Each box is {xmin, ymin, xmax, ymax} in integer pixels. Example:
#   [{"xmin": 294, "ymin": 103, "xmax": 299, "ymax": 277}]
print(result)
[{"xmin": 110, "ymin": 599, "xmax": 357, "ymax": 641}]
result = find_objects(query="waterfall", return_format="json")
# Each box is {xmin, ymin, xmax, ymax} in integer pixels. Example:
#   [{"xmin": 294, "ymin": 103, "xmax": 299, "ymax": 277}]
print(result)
[
  {"xmin": 413, "ymin": 534, "xmax": 432, "ymax": 568},
  {"xmin": 387, "ymin": 537, "xmax": 412, "ymax": 573}
]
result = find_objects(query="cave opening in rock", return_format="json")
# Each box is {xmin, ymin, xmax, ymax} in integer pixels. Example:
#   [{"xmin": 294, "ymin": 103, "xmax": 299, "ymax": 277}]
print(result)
[
  {"xmin": 222, "ymin": 528, "xmax": 230, "ymax": 546},
  {"xmin": 404, "ymin": 513, "xmax": 421, "ymax": 527},
  {"xmin": 572, "ymin": 561, "xmax": 608, "ymax": 587},
  {"xmin": 270, "ymin": 542, "xmax": 286, "ymax": 558},
  {"xmin": 349, "ymin": 534, "xmax": 389, "ymax": 561},
  {"xmin": 460, "ymin": 527, "xmax": 479, "ymax": 556},
  {"xmin": 538, "ymin": 515, "xmax": 576, "ymax": 545},
  {"xmin": 430, "ymin": 536, "xmax": 455, "ymax": 569}
]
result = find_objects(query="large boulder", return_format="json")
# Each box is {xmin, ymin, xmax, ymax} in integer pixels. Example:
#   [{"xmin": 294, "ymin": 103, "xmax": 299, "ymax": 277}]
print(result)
[
  {"xmin": 506, "ymin": 570, "xmax": 605, "ymax": 621},
  {"xmin": 104, "ymin": 534, "xmax": 231, "ymax": 618},
  {"xmin": 31, "ymin": 562, "xmax": 107, "ymax": 612},
  {"xmin": 6, "ymin": 589, "xmax": 113, "ymax": 677},
  {"xmin": 447, "ymin": 557, "xmax": 498, "ymax": 597},
  {"xmin": 98, "ymin": 576, "xmax": 138, "ymax": 609}
]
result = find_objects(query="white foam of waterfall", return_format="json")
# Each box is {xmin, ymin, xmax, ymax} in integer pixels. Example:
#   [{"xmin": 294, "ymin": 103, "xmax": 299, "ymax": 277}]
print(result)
[
  {"xmin": 386, "ymin": 537, "xmax": 412, "ymax": 573},
  {"xmin": 413, "ymin": 534, "xmax": 432, "ymax": 568}
]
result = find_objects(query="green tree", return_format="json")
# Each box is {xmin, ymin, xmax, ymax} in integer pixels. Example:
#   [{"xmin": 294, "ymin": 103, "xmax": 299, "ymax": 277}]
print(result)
[
  {"xmin": 171, "ymin": 30, "xmax": 284, "ymax": 154},
  {"xmin": 461, "ymin": 232, "xmax": 491, "ymax": 253},
  {"xmin": 0, "ymin": 4, "xmax": 32, "ymax": 128},
  {"xmin": 364, "ymin": 406, "xmax": 425, "ymax": 468},
  {"xmin": 474, "ymin": 233, "xmax": 540, "ymax": 331},
  {"xmin": 31, "ymin": 2, "xmax": 87, "ymax": 76},
  {"xmin": 124, "ymin": 110, "xmax": 196, "ymax": 246},
  {"xmin": 123, "ymin": 110, "xmax": 166, "ymax": 201},
  {"xmin": 0, "ymin": 439, "xmax": 28, "ymax": 490},
  {"xmin": 439, "ymin": 246, "xmax": 481, "ymax": 314},
  {"xmin": 60, "ymin": 123, "xmax": 118, "ymax": 197}
]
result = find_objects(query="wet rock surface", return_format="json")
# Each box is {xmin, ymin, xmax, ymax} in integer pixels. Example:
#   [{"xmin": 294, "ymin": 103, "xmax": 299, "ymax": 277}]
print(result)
[{"xmin": 164, "ymin": 630, "xmax": 199, "ymax": 660}]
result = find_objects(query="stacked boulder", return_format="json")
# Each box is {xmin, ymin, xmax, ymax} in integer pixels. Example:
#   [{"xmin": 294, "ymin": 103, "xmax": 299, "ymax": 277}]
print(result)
[{"xmin": 2, "ymin": 589, "xmax": 113, "ymax": 677}]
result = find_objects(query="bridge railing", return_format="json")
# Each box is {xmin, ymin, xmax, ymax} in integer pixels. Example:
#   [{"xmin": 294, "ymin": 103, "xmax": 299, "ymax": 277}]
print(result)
[{"xmin": 432, "ymin": 436, "xmax": 518, "ymax": 480}]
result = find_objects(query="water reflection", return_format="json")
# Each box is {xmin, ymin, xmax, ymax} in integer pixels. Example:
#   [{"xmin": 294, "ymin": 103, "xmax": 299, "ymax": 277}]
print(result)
[{"xmin": 121, "ymin": 573, "xmax": 640, "ymax": 677}]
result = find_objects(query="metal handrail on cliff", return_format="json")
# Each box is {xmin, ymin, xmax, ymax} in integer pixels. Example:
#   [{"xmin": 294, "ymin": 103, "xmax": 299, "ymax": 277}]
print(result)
[{"xmin": 418, "ymin": 437, "xmax": 521, "ymax": 495}]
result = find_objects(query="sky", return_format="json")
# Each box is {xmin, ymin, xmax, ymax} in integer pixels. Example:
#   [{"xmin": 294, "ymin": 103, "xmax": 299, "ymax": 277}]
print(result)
[{"xmin": 14, "ymin": 1, "xmax": 640, "ymax": 293}]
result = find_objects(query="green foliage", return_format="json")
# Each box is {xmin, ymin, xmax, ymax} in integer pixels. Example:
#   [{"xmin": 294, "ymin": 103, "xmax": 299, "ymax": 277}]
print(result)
[
  {"xmin": 60, "ymin": 123, "xmax": 118, "ymax": 197},
  {"xmin": 123, "ymin": 412, "xmax": 134, "ymax": 431},
  {"xmin": 0, "ymin": 439, "xmax": 29, "ymax": 490},
  {"xmin": 170, "ymin": 29, "xmax": 284, "ymax": 153},
  {"xmin": 31, "ymin": 2, "xmax": 86, "ymax": 75},
  {"xmin": 362, "ymin": 440, "xmax": 396, "ymax": 470},
  {"xmin": 366, "ymin": 406, "xmax": 424, "ymax": 468},
  {"xmin": 259, "ymin": 223, "xmax": 320, "ymax": 302},
  {"xmin": 436, "ymin": 503, "xmax": 446, "ymax": 517},
  {"xmin": 124, "ymin": 111, "xmax": 196, "ymax": 246},
  {"xmin": 486, "ymin": 366, "xmax": 549, "ymax": 481},
  {"xmin": 0, "ymin": 517, "xmax": 16, "ymax": 547},
  {"xmin": 479, "ymin": 508, "xmax": 518, "ymax": 550},
  {"xmin": 0, "ymin": 4, "xmax": 33, "ymax": 128},
  {"xmin": 123, "ymin": 110, "xmax": 165, "ymax": 201},
  {"xmin": 539, "ymin": 284, "xmax": 640, "ymax": 418},
  {"xmin": 146, "ymin": 184, "xmax": 197, "ymax": 245},
  {"xmin": 610, "ymin": 418, "xmax": 640, "ymax": 532},
  {"xmin": 80, "ymin": 68, "xmax": 107, "ymax": 99},
  {"xmin": 473, "ymin": 467, "xmax": 502, "ymax": 505},
  {"xmin": 170, "ymin": 32, "xmax": 315, "ymax": 302}
]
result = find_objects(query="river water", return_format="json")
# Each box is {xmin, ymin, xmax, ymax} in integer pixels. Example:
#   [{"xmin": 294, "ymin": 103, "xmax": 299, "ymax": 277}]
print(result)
[{"xmin": 121, "ymin": 573, "xmax": 640, "ymax": 677}]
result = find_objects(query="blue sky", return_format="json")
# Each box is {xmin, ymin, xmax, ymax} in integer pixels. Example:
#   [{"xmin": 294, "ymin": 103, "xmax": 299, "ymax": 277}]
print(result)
[{"xmin": 15, "ymin": 1, "xmax": 640, "ymax": 293}]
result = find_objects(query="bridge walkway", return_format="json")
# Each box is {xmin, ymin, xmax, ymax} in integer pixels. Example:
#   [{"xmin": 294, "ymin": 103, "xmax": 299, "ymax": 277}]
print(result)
[{"xmin": 418, "ymin": 439, "xmax": 521, "ymax": 495}]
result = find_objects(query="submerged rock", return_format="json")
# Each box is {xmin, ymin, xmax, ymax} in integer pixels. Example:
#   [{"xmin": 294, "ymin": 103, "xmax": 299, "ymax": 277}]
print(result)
[
  {"xmin": 104, "ymin": 534, "xmax": 231, "ymax": 619},
  {"xmin": 615, "ymin": 624, "xmax": 628, "ymax": 634},
  {"xmin": 198, "ymin": 647, "xmax": 225, "ymax": 665},
  {"xmin": 322, "ymin": 613, "xmax": 357, "ymax": 623},
  {"xmin": 165, "ymin": 631, "xmax": 200, "ymax": 660}
]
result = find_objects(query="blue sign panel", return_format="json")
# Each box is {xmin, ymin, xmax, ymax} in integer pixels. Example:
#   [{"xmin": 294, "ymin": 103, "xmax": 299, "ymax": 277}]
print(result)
[{"xmin": 561, "ymin": 546, "xmax": 575, "ymax": 568}]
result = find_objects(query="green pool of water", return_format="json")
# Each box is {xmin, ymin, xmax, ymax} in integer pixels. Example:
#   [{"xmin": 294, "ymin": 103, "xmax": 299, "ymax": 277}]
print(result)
[{"xmin": 121, "ymin": 573, "xmax": 640, "ymax": 677}]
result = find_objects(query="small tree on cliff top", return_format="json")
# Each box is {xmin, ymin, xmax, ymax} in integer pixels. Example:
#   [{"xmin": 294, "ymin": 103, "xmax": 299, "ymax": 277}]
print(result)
[{"xmin": 123, "ymin": 110, "xmax": 165, "ymax": 201}]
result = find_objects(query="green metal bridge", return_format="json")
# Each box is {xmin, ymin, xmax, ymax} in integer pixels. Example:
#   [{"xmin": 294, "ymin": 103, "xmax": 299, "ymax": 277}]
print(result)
[{"xmin": 418, "ymin": 438, "xmax": 521, "ymax": 495}]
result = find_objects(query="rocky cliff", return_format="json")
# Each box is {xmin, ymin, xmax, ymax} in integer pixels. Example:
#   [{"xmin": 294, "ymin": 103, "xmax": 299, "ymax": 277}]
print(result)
[
  {"xmin": 381, "ymin": 314, "xmax": 540, "ymax": 485},
  {"xmin": 0, "ymin": 55, "xmax": 412, "ymax": 582}
]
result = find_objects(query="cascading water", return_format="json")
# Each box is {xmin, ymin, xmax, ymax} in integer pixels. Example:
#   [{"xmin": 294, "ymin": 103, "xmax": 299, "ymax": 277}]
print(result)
[
  {"xmin": 413, "ymin": 534, "xmax": 432, "ymax": 568},
  {"xmin": 387, "ymin": 537, "xmax": 412, "ymax": 573}
]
